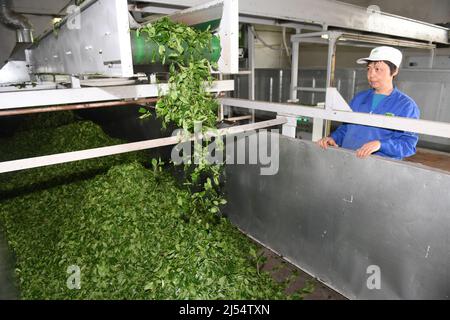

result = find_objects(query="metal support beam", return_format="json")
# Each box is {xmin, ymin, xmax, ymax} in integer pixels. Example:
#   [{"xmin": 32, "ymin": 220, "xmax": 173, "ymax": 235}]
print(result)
[
  {"xmin": 322, "ymin": 32, "xmax": 339, "ymax": 139},
  {"xmin": 239, "ymin": 16, "xmax": 321, "ymax": 31},
  {"xmin": 70, "ymin": 76, "xmax": 81, "ymax": 89},
  {"xmin": 279, "ymin": 115, "xmax": 297, "ymax": 138},
  {"xmin": 128, "ymin": 4, "xmax": 177, "ymax": 15},
  {"xmin": 325, "ymin": 33, "xmax": 339, "ymax": 96},
  {"xmin": 291, "ymin": 31, "xmax": 436, "ymax": 50},
  {"xmin": 429, "ymin": 46, "xmax": 436, "ymax": 69},
  {"xmin": 0, "ymin": 98, "xmax": 158, "ymax": 117},
  {"xmin": 0, "ymin": 80, "xmax": 234, "ymax": 110},
  {"xmin": 247, "ymin": 24, "xmax": 255, "ymax": 123},
  {"xmin": 0, "ymin": 118, "xmax": 286, "ymax": 174},
  {"xmin": 289, "ymin": 28, "xmax": 301, "ymax": 103},
  {"xmin": 220, "ymin": 96, "xmax": 450, "ymax": 139}
]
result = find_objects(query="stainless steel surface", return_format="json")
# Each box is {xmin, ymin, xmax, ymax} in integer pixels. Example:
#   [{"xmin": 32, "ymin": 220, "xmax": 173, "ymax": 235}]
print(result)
[
  {"xmin": 238, "ymin": 15, "xmax": 321, "ymax": 31},
  {"xmin": 224, "ymin": 133, "xmax": 450, "ymax": 299},
  {"xmin": 128, "ymin": 3, "xmax": 177, "ymax": 15},
  {"xmin": 164, "ymin": 0, "xmax": 222, "ymax": 30},
  {"xmin": 28, "ymin": 0, "xmax": 238, "ymax": 76},
  {"xmin": 15, "ymin": 28, "xmax": 32, "ymax": 43},
  {"xmin": 8, "ymin": 42, "xmax": 30, "ymax": 61},
  {"xmin": 269, "ymin": 77, "xmax": 273, "ymax": 102},
  {"xmin": 396, "ymin": 69, "xmax": 450, "ymax": 147},
  {"xmin": 28, "ymin": 0, "xmax": 133, "ymax": 77},
  {"xmin": 405, "ymin": 55, "xmax": 450, "ymax": 69},
  {"xmin": 337, "ymin": 32, "xmax": 436, "ymax": 50},
  {"xmin": 278, "ymin": 70, "xmax": 283, "ymax": 103},
  {"xmin": 138, "ymin": 0, "xmax": 449, "ymax": 44},
  {"xmin": 292, "ymin": 32, "xmax": 437, "ymax": 50},
  {"xmin": 0, "ymin": 60, "xmax": 30, "ymax": 84},
  {"xmin": 0, "ymin": 82, "xmax": 57, "ymax": 93}
]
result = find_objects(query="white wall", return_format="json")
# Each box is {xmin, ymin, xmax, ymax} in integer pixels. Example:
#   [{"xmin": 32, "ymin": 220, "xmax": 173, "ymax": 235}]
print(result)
[{"xmin": 252, "ymin": 26, "xmax": 292, "ymax": 69}]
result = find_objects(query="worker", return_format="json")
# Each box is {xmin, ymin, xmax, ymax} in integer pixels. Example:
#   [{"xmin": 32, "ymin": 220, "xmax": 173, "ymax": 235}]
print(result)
[{"xmin": 317, "ymin": 46, "xmax": 420, "ymax": 160}]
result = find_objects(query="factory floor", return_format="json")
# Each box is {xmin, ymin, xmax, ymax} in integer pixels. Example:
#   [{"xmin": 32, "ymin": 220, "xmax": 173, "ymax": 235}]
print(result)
[{"xmin": 259, "ymin": 247, "xmax": 346, "ymax": 300}]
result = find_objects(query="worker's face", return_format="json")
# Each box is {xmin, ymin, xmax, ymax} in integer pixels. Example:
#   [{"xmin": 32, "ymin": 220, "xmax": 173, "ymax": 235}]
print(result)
[{"xmin": 367, "ymin": 61, "xmax": 397, "ymax": 90}]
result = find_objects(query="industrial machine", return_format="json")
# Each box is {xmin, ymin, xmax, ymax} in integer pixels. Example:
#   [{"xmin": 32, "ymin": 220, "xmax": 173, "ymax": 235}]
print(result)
[{"xmin": 0, "ymin": 0, "xmax": 449, "ymax": 299}]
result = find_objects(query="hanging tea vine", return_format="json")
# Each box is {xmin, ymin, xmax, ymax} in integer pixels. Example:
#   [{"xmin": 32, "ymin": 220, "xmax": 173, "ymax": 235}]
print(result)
[{"xmin": 138, "ymin": 18, "xmax": 225, "ymax": 218}]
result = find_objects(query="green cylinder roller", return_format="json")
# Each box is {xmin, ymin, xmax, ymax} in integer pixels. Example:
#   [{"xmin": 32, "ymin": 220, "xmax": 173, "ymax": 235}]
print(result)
[{"xmin": 131, "ymin": 30, "xmax": 221, "ymax": 65}]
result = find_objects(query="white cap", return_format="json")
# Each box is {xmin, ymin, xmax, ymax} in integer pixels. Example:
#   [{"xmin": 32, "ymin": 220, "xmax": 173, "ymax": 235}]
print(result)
[{"xmin": 356, "ymin": 46, "xmax": 403, "ymax": 68}]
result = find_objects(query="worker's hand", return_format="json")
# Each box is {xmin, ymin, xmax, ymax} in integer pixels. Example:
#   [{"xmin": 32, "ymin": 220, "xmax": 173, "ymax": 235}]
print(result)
[
  {"xmin": 317, "ymin": 136, "xmax": 338, "ymax": 149},
  {"xmin": 356, "ymin": 140, "xmax": 381, "ymax": 159}
]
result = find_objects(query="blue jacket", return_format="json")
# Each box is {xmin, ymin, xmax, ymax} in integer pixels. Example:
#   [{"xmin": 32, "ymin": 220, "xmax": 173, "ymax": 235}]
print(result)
[{"xmin": 330, "ymin": 87, "xmax": 420, "ymax": 160}]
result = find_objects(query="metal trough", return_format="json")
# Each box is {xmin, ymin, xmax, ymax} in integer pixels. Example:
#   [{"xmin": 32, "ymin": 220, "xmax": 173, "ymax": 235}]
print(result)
[{"xmin": 225, "ymin": 132, "xmax": 450, "ymax": 299}]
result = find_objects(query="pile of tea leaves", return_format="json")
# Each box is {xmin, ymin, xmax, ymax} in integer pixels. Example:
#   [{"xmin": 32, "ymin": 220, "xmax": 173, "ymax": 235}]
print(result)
[{"xmin": 0, "ymin": 112, "xmax": 301, "ymax": 299}]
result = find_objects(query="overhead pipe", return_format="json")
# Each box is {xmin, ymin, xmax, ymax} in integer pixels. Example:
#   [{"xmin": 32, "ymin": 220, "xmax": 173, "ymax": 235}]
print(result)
[{"xmin": 0, "ymin": 0, "xmax": 33, "ymax": 43}]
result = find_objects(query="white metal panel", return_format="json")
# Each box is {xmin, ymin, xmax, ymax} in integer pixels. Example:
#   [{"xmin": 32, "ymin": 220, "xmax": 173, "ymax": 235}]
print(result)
[
  {"xmin": 396, "ymin": 69, "xmax": 450, "ymax": 146},
  {"xmin": 405, "ymin": 55, "xmax": 450, "ymax": 69},
  {"xmin": 219, "ymin": 0, "xmax": 239, "ymax": 74},
  {"xmin": 0, "ymin": 80, "xmax": 234, "ymax": 109},
  {"xmin": 0, "ymin": 83, "xmax": 57, "ymax": 93},
  {"xmin": 326, "ymin": 88, "xmax": 352, "ymax": 112},
  {"xmin": 167, "ymin": 0, "xmax": 223, "ymax": 27},
  {"xmin": 0, "ymin": 61, "xmax": 30, "ymax": 84}
]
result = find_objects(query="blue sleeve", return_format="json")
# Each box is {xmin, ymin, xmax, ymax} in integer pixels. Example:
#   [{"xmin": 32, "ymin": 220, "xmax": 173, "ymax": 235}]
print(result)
[
  {"xmin": 330, "ymin": 124, "xmax": 347, "ymax": 146},
  {"xmin": 379, "ymin": 101, "xmax": 420, "ymax": 159}
]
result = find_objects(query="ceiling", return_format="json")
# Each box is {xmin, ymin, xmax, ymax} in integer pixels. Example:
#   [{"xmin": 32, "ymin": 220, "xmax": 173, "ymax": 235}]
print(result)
[{"xmin": 10, "ymin": 0, "xmax": 72, "ymax": 16}]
